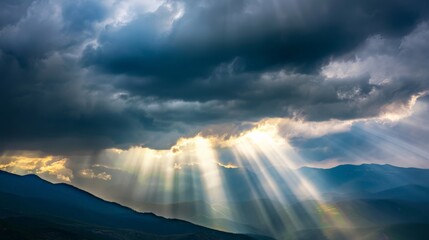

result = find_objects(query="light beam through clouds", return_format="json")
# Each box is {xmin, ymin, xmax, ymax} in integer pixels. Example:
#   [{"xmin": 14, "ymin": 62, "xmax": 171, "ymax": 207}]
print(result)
[
  {"xmin": 1, "ymin": 95, "xmax": 429, "ymax": 237},
  {"xmin": 2, "ymin": 0, "xmax": 429, "ymax": 239}
]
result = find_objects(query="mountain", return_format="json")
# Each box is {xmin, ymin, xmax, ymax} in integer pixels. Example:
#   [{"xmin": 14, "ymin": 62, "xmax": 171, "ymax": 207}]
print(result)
[
  {"xmin": 369, "ymin": 184, "xmax": 429, "ymax": 202},
  {"xmin": 294, "ymin": 223, "xmax": 429, "ymax": 240},
  {"xmin": 0, "ymin": 170, "xmax": 265, "ymax": 240},
  {"xmin": 299, "ymin": 164, "xmax": 429, "ymax": 197},
  {"xmin": 126, "ymin": 164, "xmax": 429, "ymax": 239},
  {"xmin": 3, "ymin": 164, "xmax": 429, "ymax": 240}
]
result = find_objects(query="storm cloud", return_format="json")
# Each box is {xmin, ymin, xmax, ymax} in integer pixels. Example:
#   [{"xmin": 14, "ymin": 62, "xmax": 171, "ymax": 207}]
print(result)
[{"xmin": 1, "ymin": 0, "xmax": 429, "ymax": 153}]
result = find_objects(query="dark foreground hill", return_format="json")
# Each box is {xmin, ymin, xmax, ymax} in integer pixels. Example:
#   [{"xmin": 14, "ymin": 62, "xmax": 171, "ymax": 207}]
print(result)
[{"xmin": 0, "ymin": 170, "xmax": 265, "ymax": 240}]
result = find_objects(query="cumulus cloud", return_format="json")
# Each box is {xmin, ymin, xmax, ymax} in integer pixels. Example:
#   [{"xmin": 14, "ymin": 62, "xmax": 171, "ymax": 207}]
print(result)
[
  {"xmin": 1, "ymin": 0, "xmax": 429, "ymax": 154},
  {"xmin": 0, "ymin": 152, "xmax": 73, "ymax": 182},
  {"xmin": 79, "ymin": 168, "xmax": 112, "ymax": 181},
  {"xmin": 84, "ymin": 0, "xmax": 429, "ymax": 79}
]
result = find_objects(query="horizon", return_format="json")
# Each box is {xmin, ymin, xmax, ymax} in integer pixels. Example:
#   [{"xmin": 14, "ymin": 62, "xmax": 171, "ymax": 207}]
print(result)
[{"xmin": 1, "ymin": 1, "xmax": 429, "ymax": 239}]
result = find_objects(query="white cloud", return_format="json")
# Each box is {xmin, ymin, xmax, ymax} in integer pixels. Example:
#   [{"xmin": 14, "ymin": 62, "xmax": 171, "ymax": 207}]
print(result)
[
  {"xmin": 0, "ymin": 152, "xmax": 73, "ymax": 182},
  {"xmin": 79, "ymin": 168, "xmax": 112, "ymax": 181}
]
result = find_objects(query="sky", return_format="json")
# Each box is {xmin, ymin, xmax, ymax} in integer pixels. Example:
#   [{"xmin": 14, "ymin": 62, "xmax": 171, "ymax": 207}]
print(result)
[{"xmin": 1, "ymin": 0, "xmax": 429, "ymax": 212}]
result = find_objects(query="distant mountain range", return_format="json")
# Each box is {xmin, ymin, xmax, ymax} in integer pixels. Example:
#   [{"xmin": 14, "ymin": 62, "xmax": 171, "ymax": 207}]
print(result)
[
  {"xmin": 0, "ymin": 170, "xmax": 268, "ymax": 240},
  {"xmin": 301, "ymin": 164, "xmax": 429, "ymax": 197},
  {"xmin": 129, "ymin": 164, "xmax": 429, "ymax": 239},
  {"xmin": 2, "ymin": 164, "xmax": 429, "ymax": 240}
]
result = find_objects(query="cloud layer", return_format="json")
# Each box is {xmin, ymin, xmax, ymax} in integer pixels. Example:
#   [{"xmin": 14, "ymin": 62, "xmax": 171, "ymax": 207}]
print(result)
[{"xmin": 1, "ymin": 0, "xmax": 429, "ymax": 153}]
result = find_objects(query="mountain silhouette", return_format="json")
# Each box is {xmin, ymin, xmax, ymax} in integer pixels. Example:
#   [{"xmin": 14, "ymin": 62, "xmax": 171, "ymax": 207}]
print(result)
[{"xmin": 0, "ymin": 170, "xmax": 267, "ymax": 240}]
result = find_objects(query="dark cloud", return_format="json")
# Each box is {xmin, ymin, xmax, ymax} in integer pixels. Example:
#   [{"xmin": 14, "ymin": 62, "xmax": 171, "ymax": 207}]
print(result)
[
  {"xmin": 61, "ymin": 0, "xmax": 108, "ymax": 33},
  {"xmin": 0, "ymin": 52, "xmax": 153, "ymax": 154},
  {"xmin": 1, "ymin": 0, "xmax": 429, "ymax": 153},
  {"xmin": 0, "ymin": 0, "xmax": 33, "ymax": 29},
  {"xmin": 84, "ymin": 0, "xmax": 429, "ymax": 79},
  {"xmin": 0, "ymin": 0, "xmax": 156, "ymax": 153}
]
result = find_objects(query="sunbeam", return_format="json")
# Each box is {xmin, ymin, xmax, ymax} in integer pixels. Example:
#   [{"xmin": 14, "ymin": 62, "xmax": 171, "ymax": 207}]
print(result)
[
  {"xmin": 2, "ymin": 1, "xmax": 429, "ymax": 239},
  {"xmin": 75, "ymin": 120, "xmax": 369, "ymax": 239}
]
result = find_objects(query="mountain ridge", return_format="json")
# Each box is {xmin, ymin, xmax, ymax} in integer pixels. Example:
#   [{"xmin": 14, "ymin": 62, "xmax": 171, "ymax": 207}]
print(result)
[{"xmin": 0, "ymin": 170, "xmax": 263, "ymax": 240}]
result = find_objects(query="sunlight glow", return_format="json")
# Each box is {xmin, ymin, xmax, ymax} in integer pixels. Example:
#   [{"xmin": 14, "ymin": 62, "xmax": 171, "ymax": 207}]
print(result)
[
  {"xmin": 93, "ymin": 119, "xmax": 361, "ymax": 238},
  {"xmin": 5, "ymin": 101, "xmax": 428, "ymax": 238},
  {"xmin": 0, "ymin": 153, "xmax": 72, "ymax": 182}
]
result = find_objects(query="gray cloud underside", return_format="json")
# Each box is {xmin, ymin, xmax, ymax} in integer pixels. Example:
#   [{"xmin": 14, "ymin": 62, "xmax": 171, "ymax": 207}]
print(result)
[{"xmin": 1, "ymin": 0, "xmax": 429, "ymax": 153}]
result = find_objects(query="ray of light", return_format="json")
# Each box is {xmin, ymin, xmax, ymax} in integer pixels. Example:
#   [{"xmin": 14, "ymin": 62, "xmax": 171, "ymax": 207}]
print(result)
[
  {"xmin": 15, "ymin": 110, "xmax": 429, "ymax": 238},
  {"xmin": 228, "ymin": 124, "xmax": 356, "ymax": 239},
  {"xmin": 80, "ymin": 119, "xmax": 368, "ymax": 239}
]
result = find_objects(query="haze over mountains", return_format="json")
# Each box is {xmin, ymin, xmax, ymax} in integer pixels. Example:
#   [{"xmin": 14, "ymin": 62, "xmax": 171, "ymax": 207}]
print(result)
[
  {"xmin": 0, "ymin": 170, "xmax": 265, "ymax": 240},
  {"xmin": 123, "ymin": 164, "xmax": 429, "ymax": 239},
  {"xmin": 2, "ymin": 0, "xmax": 429, "ymax": 239},
  {"xmin": 2, "ymin": 164, "xmax": 429, "ymax": 240}
]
